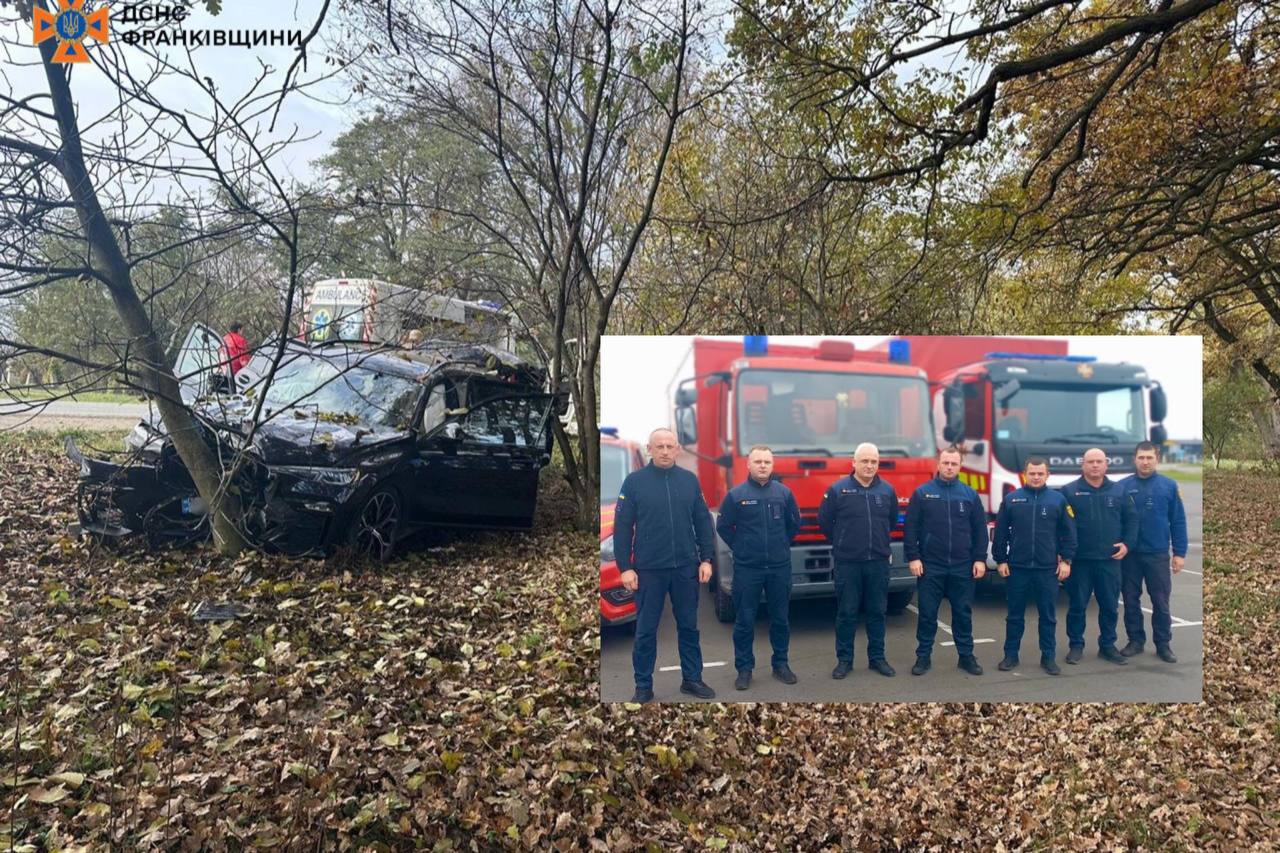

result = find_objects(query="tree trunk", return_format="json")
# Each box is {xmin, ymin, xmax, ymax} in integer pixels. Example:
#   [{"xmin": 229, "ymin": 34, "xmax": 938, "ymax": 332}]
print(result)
[
  {"xmin": 1248, "ymin": 399, "xmax": 1280, "ymax": 459},
  {"xmin": 40, "ymin": 39, "xmax": 246, "ymax": 555}
]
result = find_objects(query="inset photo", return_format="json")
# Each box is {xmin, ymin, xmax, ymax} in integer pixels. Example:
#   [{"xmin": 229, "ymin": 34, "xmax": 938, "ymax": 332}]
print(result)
[{"xmin": 599, "ymin": 335, "xmax": 1203, "ymax": 703}]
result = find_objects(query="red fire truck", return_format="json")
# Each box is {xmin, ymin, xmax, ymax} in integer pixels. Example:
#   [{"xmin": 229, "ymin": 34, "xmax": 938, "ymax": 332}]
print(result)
[
  {"xmin": 875, "ymin": 336, "xmax": 1169, "ymax": 517},
  {"xmin": 672, "ymin": 337, "xmax": 937, "ymax": 622}
]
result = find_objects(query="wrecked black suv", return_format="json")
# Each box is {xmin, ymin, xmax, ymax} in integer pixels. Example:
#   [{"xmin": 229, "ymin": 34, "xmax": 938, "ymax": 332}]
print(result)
[{"xmin": 66, "ymin": 325, "xmax": 560, "ymax": 560}]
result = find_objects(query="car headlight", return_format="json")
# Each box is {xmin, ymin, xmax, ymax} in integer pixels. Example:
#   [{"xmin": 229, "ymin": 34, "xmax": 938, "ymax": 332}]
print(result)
[
  {"xmin": 272, "ymin": 466, "xmax": 361, "ymax": 496},
  {"xmin": 600, "ymin": 535, "xmax": 615, "ymax": 564}
]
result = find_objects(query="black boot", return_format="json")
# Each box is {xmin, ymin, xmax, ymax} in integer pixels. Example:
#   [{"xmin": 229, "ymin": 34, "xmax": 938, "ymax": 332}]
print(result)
[
  {"xmin": 958, "ymin": 656, "xmax": 983, "ymax": 675},
  {"xmin": 1120, "ymin": 640, "xmax": 1144, "ymax": 657}
]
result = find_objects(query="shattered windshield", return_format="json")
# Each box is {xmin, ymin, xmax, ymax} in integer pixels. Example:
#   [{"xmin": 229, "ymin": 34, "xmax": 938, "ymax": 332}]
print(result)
[{"xmin": 261, "ymin": 354, "xmax": 422, "ymax": 430}]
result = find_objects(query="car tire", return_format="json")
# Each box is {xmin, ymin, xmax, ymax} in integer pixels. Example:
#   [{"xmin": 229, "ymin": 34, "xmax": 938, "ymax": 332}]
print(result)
[
  {"xmin": 712, "ymin": 571, "xmax": 736, "ymax": 623},
  {"xmin": 348, "ymin": 487, "xmax": 402, "ymax": 563},
  {"xmin": 887, "ymin": 589, "xmax": 913, "ymax": 615}
]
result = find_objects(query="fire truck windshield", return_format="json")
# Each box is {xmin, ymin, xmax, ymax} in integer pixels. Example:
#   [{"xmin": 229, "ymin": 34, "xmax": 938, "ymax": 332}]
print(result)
[
  {"xmin": 735, "ymin": 370, "xmax": 934, "ymax": 457},
  {"xmin": 993, "ymin": 382, "xmax": 1146, "ymax": 445}
]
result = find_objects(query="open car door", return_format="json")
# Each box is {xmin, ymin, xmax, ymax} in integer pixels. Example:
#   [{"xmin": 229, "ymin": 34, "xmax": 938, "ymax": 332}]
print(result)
[
  {"xmin": 174, "ymin": 324, "xmax": 264, "ymax": 404},
  {"xmin": 174, "ymin": 324, "xmax": 226, "ymax": 405}
]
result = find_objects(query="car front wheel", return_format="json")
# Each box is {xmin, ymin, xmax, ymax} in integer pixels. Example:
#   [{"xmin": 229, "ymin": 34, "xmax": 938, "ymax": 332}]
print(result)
[{"xmin": 349, "ymin": 488, "xmax": 402, "ymax": 562}]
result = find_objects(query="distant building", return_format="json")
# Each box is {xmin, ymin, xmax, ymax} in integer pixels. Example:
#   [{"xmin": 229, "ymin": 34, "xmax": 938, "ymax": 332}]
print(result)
[{"xmin": 1164, "ymin": 439, "xmax": 1203, "ymax": 463}]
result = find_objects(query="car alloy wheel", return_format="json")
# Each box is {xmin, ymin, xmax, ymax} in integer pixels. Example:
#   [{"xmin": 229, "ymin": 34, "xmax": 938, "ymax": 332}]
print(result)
[{"xmin": 352, "ymin": 489, "xmax": 401, "ymax": 562}]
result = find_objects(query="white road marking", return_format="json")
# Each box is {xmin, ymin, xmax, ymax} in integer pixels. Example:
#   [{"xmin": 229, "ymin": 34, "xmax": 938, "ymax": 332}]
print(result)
[
  {"xmin": 1139, "ymin": 606, "xmax": 1201, "ymax": 626},
  {"xmin": 907, "ymin": 604, "xmax": 951, "ymax": 634},
  {"xmin": 908, "ymin": 604, "xmax": 996, "ymax": 646}
]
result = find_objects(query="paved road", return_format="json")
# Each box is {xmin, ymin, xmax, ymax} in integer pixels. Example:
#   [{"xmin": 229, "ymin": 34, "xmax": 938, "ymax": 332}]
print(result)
[
  {"xmin": 601, "ymin": 481, "xmax": 1203, "ymax": 704},
  {"xmin": 0, "ymin": 400, "xmax": 148, "ymax": 431}
]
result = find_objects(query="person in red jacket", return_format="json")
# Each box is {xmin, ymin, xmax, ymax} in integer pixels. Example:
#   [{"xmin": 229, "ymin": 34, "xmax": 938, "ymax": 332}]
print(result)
[{"xmin": 220, "ymin": 322, "xmax": 251, "ymax": 376}]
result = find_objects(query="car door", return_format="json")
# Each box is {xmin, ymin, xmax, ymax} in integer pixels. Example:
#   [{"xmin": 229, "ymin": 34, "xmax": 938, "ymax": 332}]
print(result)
[
  {"xmin": 174, "ymin": 324, "xmax": 227, "ymax": 404},
  {"xmin": 414, "ymin": 390, "xmax": 555, "ymax": 528}
]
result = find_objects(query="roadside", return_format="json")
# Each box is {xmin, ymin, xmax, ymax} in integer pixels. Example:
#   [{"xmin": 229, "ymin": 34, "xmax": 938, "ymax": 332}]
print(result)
[{"xmin": 0, "ymin": 399, "xmax": 151, "ymax": 433}]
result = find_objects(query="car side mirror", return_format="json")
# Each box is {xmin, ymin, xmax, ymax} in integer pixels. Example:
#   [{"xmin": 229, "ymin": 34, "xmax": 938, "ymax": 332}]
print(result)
[
  {"xmin": 1149, "ymin": 383, "xmax": 1167, "ymax": 423},
  {"xmin": 675, "ymin": 406, "xmax": 697, "ymax": 445}
]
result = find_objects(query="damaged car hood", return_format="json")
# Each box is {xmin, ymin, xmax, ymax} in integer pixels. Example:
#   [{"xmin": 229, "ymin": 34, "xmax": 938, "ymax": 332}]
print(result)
[
  {"xmin": 131, "ymin": 397, "xmax": 409, "ymax": 468},
  {"xmin": 246, "ymin": 413, "xmax": 408, "ymax": 466}
]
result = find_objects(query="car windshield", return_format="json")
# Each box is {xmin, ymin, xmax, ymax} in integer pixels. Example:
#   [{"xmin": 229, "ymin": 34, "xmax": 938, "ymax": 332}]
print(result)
[
  {"xmin": 261, "ymin": 354, "xmax": 422, "ymax": 430},
  {"xmin": 993, "ymin": 382, "xmax": 1145, "ymax": 444},
  {"xmin": 600, "ymin": 443, "xmax": 630, "ymax": 505},
  {"xmin": 735, "ymin": 369, "xmax": 935, "ymax": 456}
]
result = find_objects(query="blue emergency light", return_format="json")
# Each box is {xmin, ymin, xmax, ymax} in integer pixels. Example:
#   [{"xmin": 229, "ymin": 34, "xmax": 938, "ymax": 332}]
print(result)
[
  {"xmin": 599, "ymin": 426, "xmax": 619, "ymax": 437},
  {"xmin": 744, "ymin": 335, "xmax": 768, "ymax": 356},
  {"xmin": 986, "ymin": 352, "xmax": 1097, "ymax": 363},
  {"xmin": 888, "ymin": 339, "xmax": 911, "ymax": 364}
]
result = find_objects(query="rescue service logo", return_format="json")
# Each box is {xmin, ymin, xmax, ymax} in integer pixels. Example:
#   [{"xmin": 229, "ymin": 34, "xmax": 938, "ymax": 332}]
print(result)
[{"xmin": 33, "ymin": 0, "xmax": 109, "ymax": 63}]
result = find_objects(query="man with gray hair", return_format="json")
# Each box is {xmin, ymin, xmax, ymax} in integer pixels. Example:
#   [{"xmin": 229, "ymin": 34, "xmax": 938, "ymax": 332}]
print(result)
[
  {"xmin": 613, "ymin": 428, "xmax": 717, "ymax": 703},
  {"xmin": 1059, "ymin": 448, "xmax": 1137, "ymax": 665},
  {"xmin": 818, "ymin": 442, "xmax": 900, "ymax": 678}
]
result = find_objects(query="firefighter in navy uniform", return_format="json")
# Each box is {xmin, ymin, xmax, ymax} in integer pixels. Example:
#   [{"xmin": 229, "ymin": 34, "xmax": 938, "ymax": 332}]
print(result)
[
  {"xmin": 993, "ymin": 457, "xmax": 1077, "ymax": 675},
  {"xmin": 903, "ymin": 445, "xmax": 989, "ymax": 677},
  {"xmin": 818, "ymin": 443, "xmax": 900, "ymax": 679},
  {"xmin": 613, "ymin": 428, "xmax": 717, "ymax": 703},
  {"xmin": 1117, "ymin": 441, "xmax": 1189, "ymax": 663},
  {"xmin": 716, "ymin": 446, "xmax": 802, "ymax": 691},
  {"xmin": 1059, "ymin": 448, "xmax": 1138, "ymax": 665}
]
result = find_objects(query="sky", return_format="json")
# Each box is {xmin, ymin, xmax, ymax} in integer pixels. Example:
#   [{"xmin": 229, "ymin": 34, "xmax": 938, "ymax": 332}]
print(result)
[
  {"xmin": 601, "ymin": 335, "xmax": 1204, "ymax": 443},
  {"xmin": 1, "ymin": 0, "xmax": 353, "ymax": 185}
]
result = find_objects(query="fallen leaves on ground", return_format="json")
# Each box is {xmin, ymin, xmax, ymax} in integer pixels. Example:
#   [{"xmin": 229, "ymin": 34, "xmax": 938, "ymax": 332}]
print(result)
[{"xmin": 0, "ymin": 433, "xmax": 1275, "ymax": 849}]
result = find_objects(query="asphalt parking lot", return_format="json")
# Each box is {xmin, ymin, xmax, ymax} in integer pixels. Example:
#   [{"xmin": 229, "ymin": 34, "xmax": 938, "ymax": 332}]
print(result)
[{"xmin": 600, "ymin": 481, "xmax": 1203, "ymax": 703}]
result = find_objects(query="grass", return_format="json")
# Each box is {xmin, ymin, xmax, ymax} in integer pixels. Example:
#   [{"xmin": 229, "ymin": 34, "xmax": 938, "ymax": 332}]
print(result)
[
  {"xmin": 0, "ymin": 427, "xmax": 132, "ymax": 452},
  {"xmin": 1162, "ymin": 466, "xmax": 1203, "ymax": 482},
  {"xmin": 1207, "ymin": 459, "xmax": 1272, "ymax": 472}
]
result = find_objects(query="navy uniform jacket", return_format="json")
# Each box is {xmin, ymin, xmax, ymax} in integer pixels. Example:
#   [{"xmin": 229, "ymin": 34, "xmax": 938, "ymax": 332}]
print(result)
[
  {"xmin": 903, "ymin": 476, "xmax": 988, "ymax": 566},
  {"xmin": 993, "ymin": 484, "xmax": 1077, "ymax": 570},
  {"xmin": 1059, "ymin": 476, "xmax": 1138, "ymax": 561},
  {"xmin": 613, "ymin": 462, "xmax": 715, "ymax": 571},
  {"xmin": 817, "ymin": 474, "xmax": 898, "ymax": 562},
  {"xmin": 716, "ymin": 476, "xmax": 801, "ymax": 567},
  {"xmin": 1117, "ymin": 472, "xmax": 1189, "ymax": 557}
]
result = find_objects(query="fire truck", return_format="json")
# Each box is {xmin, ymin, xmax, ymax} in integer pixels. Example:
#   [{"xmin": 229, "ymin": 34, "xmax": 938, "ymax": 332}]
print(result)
[
  {"xmin": 672, "ymin": 337, "xmax": 937, "ymax": 622},
  {"xmin": 599, "ymin": 427, "xmax": 645, "ymax": 626},
  {"xmin": 875, "ymin": 336, "xmax": 1169, "ymax": 516}
]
